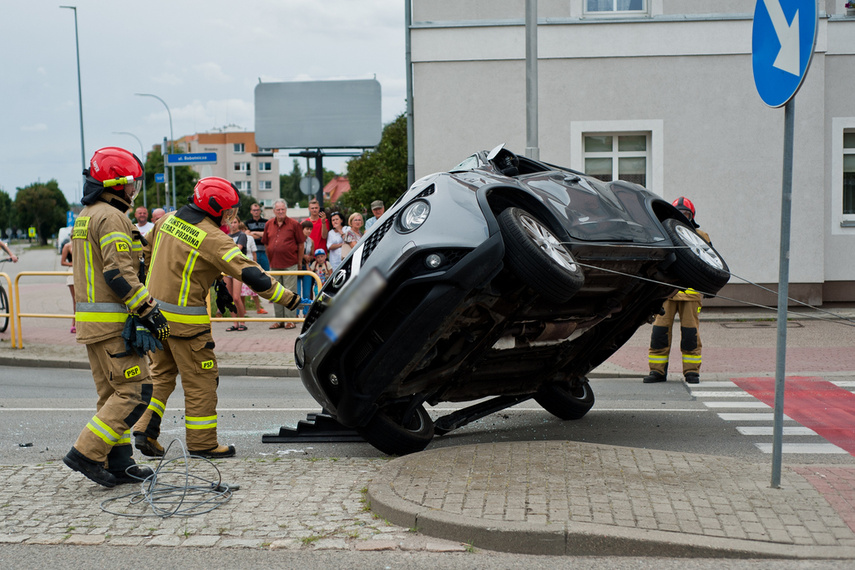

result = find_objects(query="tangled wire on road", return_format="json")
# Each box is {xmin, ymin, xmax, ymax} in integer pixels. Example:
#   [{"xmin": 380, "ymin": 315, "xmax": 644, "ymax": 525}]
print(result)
[{"xmin": 100, "ymin": 440, "xmax": 238, "ymax": 518}]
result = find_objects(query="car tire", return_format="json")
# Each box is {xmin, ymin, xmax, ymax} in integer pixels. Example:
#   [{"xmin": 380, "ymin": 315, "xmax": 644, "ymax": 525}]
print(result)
[
  {"xmin": 661, "ymin": 218, "xmax": 730, "ymax": 294},
  {"xmin": 358, "ymin": 403, "xmax": 434, "ymax": 456},
  {"xmin": 498, "ymin": 207, "xmax": 584, "ymax": 303},
  {"xmin": 534, "ymin": 379, "xmax": 595, "ymax": 421}
]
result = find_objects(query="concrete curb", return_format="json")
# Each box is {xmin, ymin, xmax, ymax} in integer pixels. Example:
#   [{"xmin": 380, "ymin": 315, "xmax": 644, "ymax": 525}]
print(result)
[{"xmin": 368, "ymin": 448, "xmax": 855, "ymax": 559}]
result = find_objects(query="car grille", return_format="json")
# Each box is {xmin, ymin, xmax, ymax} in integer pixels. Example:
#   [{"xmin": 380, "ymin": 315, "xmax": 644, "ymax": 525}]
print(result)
[{"xmin": 360, "ymin": 216, "xmax": 395, "ymax": 266}]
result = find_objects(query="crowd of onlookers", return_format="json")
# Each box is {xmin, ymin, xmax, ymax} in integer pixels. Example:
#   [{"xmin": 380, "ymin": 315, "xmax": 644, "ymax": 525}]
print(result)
[{"xmin": 49, "ymin": 198, "xmax": 387, "ymax": 333}]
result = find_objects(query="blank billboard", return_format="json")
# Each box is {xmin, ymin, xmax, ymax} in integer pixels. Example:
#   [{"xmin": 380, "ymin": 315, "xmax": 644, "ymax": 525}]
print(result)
[{"xmin": 254, "ymin": 79, "xmax": 382, "ymax": 149}]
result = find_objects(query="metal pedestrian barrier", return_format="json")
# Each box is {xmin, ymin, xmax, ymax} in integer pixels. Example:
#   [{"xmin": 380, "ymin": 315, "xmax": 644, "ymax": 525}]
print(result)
[
  {"xmin": 10, "ymin": 270, "xmax": 322, "ymax": 349},
  {"xmin": 0, "ymin": 271, "xmax": 17, "ymax": 347}
]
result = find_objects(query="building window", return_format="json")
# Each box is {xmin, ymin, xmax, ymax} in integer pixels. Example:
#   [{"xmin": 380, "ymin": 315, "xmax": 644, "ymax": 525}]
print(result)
[
  {"xmin": 233, "ymin": 143, "xmax": 245, "ymax": 153},
  {"xmin": 583, "ymin": 133, "xmax": 649, "ymax": 187},
  {"xmin": 235, "ymin": 181, "xmax": 251, "ymax": 193},
  {"xmin": 585, "ymin": 0, "xmax": 645, "ymax": 13},
  {"xmin": 234, "ymin": 162, "xmax": 251, "ymax": 173},
  {"xmin": 845, "ymin": 132, "xmax": 855, "ymax": 217},
  {"xmin": 259, "ymin": 180, "xmax": 272, "ymax": 191},
  {"xmin": 258, "ymin": 162, "xmax": 272, "ymax": 172}
]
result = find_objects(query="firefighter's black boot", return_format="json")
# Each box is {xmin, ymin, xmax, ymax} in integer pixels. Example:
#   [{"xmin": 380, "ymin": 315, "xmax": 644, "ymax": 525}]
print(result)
[
  {"xmin": 642, "ymin": 371, "xmax": 666, "ymax": 384},
  {"xmin": 63, "ymin": 447, "xmax": 117, "ymax": 488}
]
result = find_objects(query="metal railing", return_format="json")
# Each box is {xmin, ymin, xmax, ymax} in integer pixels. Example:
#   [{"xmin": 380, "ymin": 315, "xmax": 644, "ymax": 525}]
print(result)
[
  {"xmin": 10, "ymin": 270, "xmax": 322, "ymax": 349},
  {"xmin": 0, "ymin": 272, "xmax": 16, "ymax": 347}
]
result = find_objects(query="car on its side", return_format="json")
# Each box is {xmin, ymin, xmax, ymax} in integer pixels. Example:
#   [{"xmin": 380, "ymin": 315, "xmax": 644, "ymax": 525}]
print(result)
[{"xmin": 295, "ymin": 145, "xmax": 729, "ymax": 455}]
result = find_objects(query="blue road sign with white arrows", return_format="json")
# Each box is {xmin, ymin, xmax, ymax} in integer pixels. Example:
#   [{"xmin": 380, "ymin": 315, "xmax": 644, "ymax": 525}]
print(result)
[
  {"xmin": 752, "ymin": 0, "xmax": 817, "ymax": 108},
  {"xmin": 166, "ymin": 152, "xmax": 217, "ymax": 165}
]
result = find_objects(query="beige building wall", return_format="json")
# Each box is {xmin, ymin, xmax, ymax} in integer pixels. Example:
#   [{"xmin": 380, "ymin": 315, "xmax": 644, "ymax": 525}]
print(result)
[{"xmin": 410, "ymin": 0, "xmax": 855, "ymax": 304}]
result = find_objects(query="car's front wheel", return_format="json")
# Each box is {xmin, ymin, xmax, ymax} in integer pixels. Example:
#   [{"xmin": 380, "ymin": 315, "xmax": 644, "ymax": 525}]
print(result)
[
  {"xmin": 662, "ymin": 218, "xmax": 730, "ymax": 294},
  {"xmin": 358, "ymin": 403, "xmax": 434, "ymax": 456},
  {"xmin": 498, "ymin": 207, "xmax": 584, "ymax": 303},
  {"xmin": 534, "ymin": 379, "xmax": 595, "ymax": 420}
]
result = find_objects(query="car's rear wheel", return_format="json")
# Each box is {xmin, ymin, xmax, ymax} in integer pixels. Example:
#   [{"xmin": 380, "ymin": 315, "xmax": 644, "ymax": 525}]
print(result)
[
  {"xmin": 358, "ymin": 403, "xmax": 434, "ymax": 456},
  {"xmin": 498, "ymin": 207, "xmax": 584, "ymax": 303},
  {"xmin": 662, "ymin": 218, "xmax": 730, "ymax": 294},
  {"xmin": 534, "ymin": 379, "xmax": 595, "ymax": 420}
]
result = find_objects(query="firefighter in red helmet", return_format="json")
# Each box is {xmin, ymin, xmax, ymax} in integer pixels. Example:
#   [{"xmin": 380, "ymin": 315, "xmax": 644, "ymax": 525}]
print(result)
[
  {"xmin": 133, "ymin": 177, "xmax": 301, "ymax": 458},
  {"xmin": 63, "ymin": 147, "xmax": 170, "ymax": 487},
  {"xmin": 643, "ymin": 197, "xmax": 712, "ymax": 385}
]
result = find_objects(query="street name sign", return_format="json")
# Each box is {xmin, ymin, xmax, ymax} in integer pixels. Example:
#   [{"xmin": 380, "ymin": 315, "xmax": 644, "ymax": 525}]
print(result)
[
  {"xmin": 752, "ymin": 0, "xmax": 817, "ymax": 108},
  {"xmin": 166, "ymin": 152, "xmax": 217, "ymax": 165}
]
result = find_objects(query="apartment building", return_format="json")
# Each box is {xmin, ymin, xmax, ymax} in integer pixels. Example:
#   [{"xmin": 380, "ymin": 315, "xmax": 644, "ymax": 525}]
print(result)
[
  {"xmin": 177, "ymin": 129, "xmax": 280, "ymax": 208},
  {"xmin": 410, "ymin": 0, "xmax": 855, "ymax": 305}
]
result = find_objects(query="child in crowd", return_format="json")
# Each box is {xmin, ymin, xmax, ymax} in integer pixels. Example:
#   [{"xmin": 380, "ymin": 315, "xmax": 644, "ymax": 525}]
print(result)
[
  {"xmin": 298, "ymin": 220, "xmax": 315, "ymax": 317},
  {"xmin": 309, "ymin": 248, "xmax": 332, "ymax": 286}
]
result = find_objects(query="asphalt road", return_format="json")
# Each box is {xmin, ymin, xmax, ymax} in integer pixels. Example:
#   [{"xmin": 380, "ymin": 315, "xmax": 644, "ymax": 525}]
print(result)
[{"xmin": 4, "ymin": 365, "xmax": 854, "ymax": 469}]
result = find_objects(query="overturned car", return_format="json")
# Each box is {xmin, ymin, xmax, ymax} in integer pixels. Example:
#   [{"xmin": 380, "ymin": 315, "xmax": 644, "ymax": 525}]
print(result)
[{"xmin": 295, "ymin": 145, "xmax": 729, "ymax": 455}]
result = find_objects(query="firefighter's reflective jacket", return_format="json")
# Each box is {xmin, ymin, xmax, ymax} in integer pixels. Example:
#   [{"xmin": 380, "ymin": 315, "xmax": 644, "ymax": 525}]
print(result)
[
  {"xmin": 144, "ymin": 206, "xmax": 297, "ymax": 337},
  {"xmin": 672, "ymin": 228, "xmax": 712, "ymax": 302},
  {"xmin": 72, "ymin": 195, "xmax": 154, "ymax": 344}
]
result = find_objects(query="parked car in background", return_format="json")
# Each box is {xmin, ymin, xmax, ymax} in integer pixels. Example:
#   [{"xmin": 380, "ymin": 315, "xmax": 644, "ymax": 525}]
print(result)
[{"xmin": 295, "ymin": 145, "xmax": 730, "ymax": 455}]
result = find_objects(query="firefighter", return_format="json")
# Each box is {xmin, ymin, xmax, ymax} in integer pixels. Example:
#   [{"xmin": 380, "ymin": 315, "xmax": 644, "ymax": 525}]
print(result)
[
  {"xmin": 133, "ymin": 177, "xmax": 301, "ymax": 458},
  {"xmin": 63, "ymin": 147, "xmax": 170, "ymax": 488},
  {"xmin": 643, "ymin": 197, "xmax": 711, "ymax": 385}
]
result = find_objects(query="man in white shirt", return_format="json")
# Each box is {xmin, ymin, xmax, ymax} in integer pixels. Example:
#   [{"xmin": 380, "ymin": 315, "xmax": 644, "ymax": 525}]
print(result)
[{"xmin": 134, "ymin": 206, "xmax": 154, "ymax": 235}]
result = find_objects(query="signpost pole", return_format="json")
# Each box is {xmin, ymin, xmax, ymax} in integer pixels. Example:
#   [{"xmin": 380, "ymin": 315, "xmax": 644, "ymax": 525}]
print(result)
[{"xmin": 771, "ymin": 98, "xmax": 794, "ymax": 488}]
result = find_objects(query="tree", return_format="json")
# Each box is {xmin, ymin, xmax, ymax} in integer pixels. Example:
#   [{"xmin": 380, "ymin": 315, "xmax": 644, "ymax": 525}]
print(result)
[
  {"xmin": 280, "ymin": 159, "xmax": 304, "ymax": 208},
  {"xmin": 14, "ymin": 180, "xmax": 70, "ymax": 245},
  {"xmin": 137, "ymin": 147, "xmax": 198, "ymax": 212},
  {"xmin": 0, "ymin": 188, "xmax": 14, "ymax": 239},
  {"xmin": 237, "ymin": 193, "xmax": 258, "ymax": 222},
  {"xmin": 280, "ymin": 159, "xmax": 339, "ymax": 209},
  {"xmin": 340, "ymin": 113, "xmax": 408, "ymax": 213}
]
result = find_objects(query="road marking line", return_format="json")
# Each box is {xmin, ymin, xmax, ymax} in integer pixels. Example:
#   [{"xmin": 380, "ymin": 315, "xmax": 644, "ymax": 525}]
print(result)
[
  {"xmin": 718, "ymin": 413, "xmax": 792, "ymax": 421},
  {"xmin": 704, "ymin": 401, "xmax": 771, "ymax": 409},
  {"xmin": 737, "ymin": 426, "xmax": 815, "ymax": 436},
  {"xmin": 690, "ymin": 391, "xmax": 752, "ymax": 398},
  {"xmin": 754, "ymin": 443, "xmax": 849, "ymax": 454}
]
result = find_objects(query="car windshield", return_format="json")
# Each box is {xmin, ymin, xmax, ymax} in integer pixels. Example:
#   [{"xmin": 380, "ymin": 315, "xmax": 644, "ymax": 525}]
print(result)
[{"xmin": 450, "ymin": 154, "xmax": 482, "ymax": 172}]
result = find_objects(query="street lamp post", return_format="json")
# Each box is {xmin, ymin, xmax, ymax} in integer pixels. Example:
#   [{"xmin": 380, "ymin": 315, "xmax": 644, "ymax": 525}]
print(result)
[
  {"xmin": 60, "ymin": 6, "xmax": 86, "ymax": 181},
  {"xmin": 113, "ymin": 131, "xmax": 147, "ymax": 210},
  {"xmin": 135, "ymin": 93, "xmax": 176, "ymax": 210}
]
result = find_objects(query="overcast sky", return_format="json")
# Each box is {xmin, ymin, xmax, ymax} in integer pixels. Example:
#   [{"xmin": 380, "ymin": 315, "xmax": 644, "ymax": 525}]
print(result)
[{"xmin": 0, "ymin": 0, "xmax": 406, "ymax": 205}]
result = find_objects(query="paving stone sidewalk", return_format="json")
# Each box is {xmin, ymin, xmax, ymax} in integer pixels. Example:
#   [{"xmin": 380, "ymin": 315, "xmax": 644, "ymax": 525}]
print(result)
[
  {"xmin": 0, "ymin": 456, "xmax": 467, "ymax": 553},
  {"xmin": 368, "ymin": 441, "xmax": 855, "ymax": 558}
]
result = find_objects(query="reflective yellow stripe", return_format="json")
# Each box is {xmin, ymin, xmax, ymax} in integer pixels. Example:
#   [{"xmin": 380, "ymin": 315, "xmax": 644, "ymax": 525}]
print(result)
[
  {"xmin": 125, "ymin": 287, "xmax": 150, "ymax": 312},
  {"xmin": 100, "ymin": 232, "xmax": 132, "ymax": 250},
  {"xmin": 84, "ymin": 241, "xmax": 95, "ymax": 302},
  {"xmin": 131, "ymin": 240, "xmax": 143, "ymax": 252},
  {"xmin": 161, "ymin": 215, "xmax": 207, "ymax": 248},
  {"xmin": 161, "ymin": 309, "xmax": 210, "ymax": 325},
  {"xmin": 146, "ymin": 231, "xmax": 165, "ymax": 288},
  {"xmin": 179, "ymin": 250, "xmax": 199, "ymax": 306},
  {"xmin": 75, "ymin": 311, "xmax": 128, "ymax": 323},
  {"xmin": 86, "ymin": 416, "xmax": 121, "ymax": 446},
  {"xmin": 185, "ymin": 415, "xmax": 217, "ymax": 430},
  {"xmin": 270, "ymin": 283, "xmax": 285, "ymax": 303},
  {"xmin": 222, "ymin": 246, "xmax": 242, "ymax": 262},
  {"xmin": 682, "ymin": 355, "xmax": 702, "ymax": 364},
  {"xmin": 682, "ymin": 288, "xmax": 698, "ymax": 295},
  {"xmin": 648, "ymin": 355, "xmax": 669, "ymax": 363},
  {"xmin": 147, "ymin": 397, "xmax": 165, "ymax": 418},
  {"xmin": 117, "ymin": 430, "xmax": 131, "ymax": 445}
]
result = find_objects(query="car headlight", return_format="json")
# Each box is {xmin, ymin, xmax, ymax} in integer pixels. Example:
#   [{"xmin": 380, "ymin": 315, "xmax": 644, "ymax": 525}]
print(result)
[{"xmin": 398, "ymin": 200, "xmax": 430, "ymax": 233}]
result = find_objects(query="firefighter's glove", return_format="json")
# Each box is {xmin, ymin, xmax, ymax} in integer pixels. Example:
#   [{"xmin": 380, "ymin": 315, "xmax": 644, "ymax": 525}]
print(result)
[
  {"xmin": 215, "ymin": 279, "xmax": 237, "ymax": 315},
  {"xmin": 284, "ymin": 291, "xmax": 301, "ymax": 312},
  {"xmin": 122, "ymin": 315, "xmax": 164, "ymax": 357},
  {"xmin": 137, "ymin": 304, "xmax": 170, "ymax": 341}
]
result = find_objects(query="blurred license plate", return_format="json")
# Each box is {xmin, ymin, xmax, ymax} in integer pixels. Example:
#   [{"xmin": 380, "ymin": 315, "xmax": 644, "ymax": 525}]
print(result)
[{"xmin": 324, "ymin": 269, "xmax": 386, "ymax": 342}]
